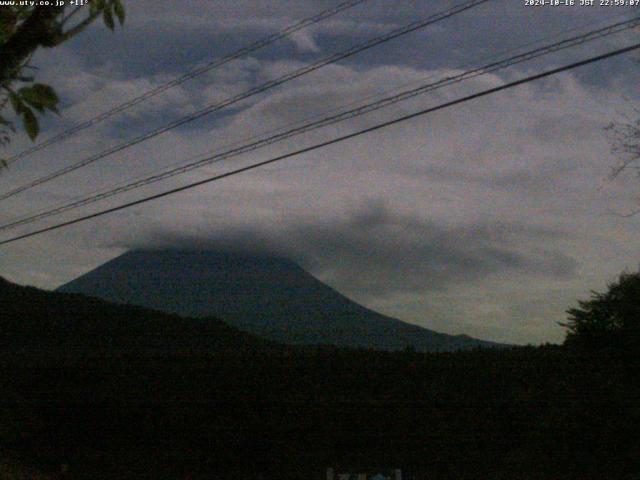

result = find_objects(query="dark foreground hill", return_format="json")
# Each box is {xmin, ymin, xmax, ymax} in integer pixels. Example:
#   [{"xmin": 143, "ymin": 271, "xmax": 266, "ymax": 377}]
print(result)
[
  {"xmin": 1, "ymin": 277, "xmax": 638, "ymax": 479},
  {"xmin": 57, "ymin": 249, "xmax": 501, "ymax": 351},
  {"xmin": 0, "ymin": 275, "xmax": 273, "ymax": 356}
]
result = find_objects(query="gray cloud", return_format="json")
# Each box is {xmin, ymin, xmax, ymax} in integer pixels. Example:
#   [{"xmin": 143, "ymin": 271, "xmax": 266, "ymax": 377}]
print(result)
[{"xmin": 115, "ymin": 200, "xmax": 577, "ymax": 297}]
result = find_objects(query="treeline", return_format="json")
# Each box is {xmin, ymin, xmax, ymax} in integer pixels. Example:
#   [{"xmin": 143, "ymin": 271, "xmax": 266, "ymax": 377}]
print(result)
[{"xmin": 1, "ymin": 276, "xmax": 639, "ymax": 479}]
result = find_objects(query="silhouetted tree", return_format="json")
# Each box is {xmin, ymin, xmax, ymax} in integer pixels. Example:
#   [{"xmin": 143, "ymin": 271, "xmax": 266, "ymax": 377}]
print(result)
[
  {"xmin": 561, "ymin": 270, "xmax": 640, "ymax": 350},
  {"xmin": 0, "ymin": 1, "xmax": 125, "ymax": 150}
]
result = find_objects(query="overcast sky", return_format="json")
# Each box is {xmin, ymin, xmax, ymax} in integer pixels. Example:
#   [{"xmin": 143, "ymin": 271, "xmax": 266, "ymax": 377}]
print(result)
[{"xmin": 0, "ymin": 0, "xmax": 639, "ymax": 344}]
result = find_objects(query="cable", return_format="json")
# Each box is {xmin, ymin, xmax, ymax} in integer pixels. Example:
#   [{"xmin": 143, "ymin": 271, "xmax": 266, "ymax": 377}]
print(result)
[
  {"xmin": 0, "ymin": 0, "xmax": 492, "ymax": 202},
  {"xmin": 2, "ymin": 15, "xmax": 637, "ymax": 232},
  {"xmin": 2, "ymin": 15, "xmax": 636, "ymax": 229},
  {"xmin": 1, "ymin": 42, "xmax": 637, "ymax": 247},
  {"xmin": 5, "ymin": 8, "xmax": 629, "ymax": 230},
  {"xmin": 3, "ymin": 0, "xmax": 370, "ymax": 166}
]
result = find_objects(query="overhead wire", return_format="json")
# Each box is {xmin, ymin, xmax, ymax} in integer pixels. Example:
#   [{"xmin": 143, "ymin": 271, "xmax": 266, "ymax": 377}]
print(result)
[
  {"xmin": 3, "ymin": 0, "xmax": 371, "ymax": 166},
  {"xmin": 15, "ymin": 8, "xmax": 628, "ymax": 218},
  {"xmin": 1, "ymin": 41, "xmax": 638, "ymax": 247},
  {"xmin": 0, "ymin": 0, "xmax": 492, "ymax": 202},
  {"xmin": 1, "ymin": 15, "xmax": 637, "ymax": 232}
]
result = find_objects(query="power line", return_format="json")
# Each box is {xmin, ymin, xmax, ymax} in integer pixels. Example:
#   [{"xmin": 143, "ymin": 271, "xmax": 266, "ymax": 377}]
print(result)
[
  {"xmin": 0, "ymin": 0, "xmax": 492, "ymax": 202},
  {"xmin": 1, "ymin": 16, "xmax": 635, "ymax": 230},
  {"xmin": 1, "ymin": 42, "xmax": 637, "ymax": 247},
  {"xmin": 3, "ymin": 0, "xmax": 370, "ymax": 166},
  {"xmin": 2, "ymin": 15, "xmax": 637, "ymax": 232},
  {"xmin": 5, "ymin": 9, "xmax": 629, "ymax": 230}
]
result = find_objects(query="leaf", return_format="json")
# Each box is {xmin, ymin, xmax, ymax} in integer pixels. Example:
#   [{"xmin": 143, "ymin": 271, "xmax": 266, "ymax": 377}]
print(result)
[
  {"xmin": 18, "ymin": 92, "xmax": 42, "ymax": 112},
  {"xmin": 19, "ymin": 84, "xmax": 59, "ymax": 112},
  {"xmin": 27, "ymin": 101, "xmax": 45, "ymax": 113},
  {"xmin": 113, "ymin": 0, "xmax": 125, "ymax": 25},
  {"xmin": 19, "ymin": 88, "xmax": 43, "ymax": 112},
  {"xmin": 0, "ymin": 7, "xmax": 18, "ymax": 42},
  {"xmin": 21, "ymin": 107, "xmax": 39, "ymax": 141},
  {"xmin": 31, "ymin": 84, "xmax": 58, "ymax": 106},
  {"xmin": 91, "ymin": 0, "xmax": 106, "ymax": 14},
  {"xmin": 8, "ymin": 92, "xmax": 23, "ymax": 114},
  {"xmin": 103, "ymin": 8, "xmax": 114, "ymax": 30}
]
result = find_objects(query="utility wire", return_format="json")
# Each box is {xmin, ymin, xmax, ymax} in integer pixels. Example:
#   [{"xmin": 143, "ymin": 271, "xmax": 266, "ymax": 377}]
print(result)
[
  {"xmin": 1, "ymin": 42, "xmax": 637, "ymax": 247},
  {"xmin": 3, "ymin": 0, "xmax": 370, "ymax": 166},
  {"xmin": 1, "ymin": 15, "xmax": 635, "ymax": 229},
  {"xmin": 1, "ymin": 15, "xmax": 637, "ymax": 232},
  {"xmin": 0, "ymin": 0, "xmax": 492, "ymax": 202},
  {"xmin": 6, "ymin": 8, "xmax": 627, "ymax": 230}
]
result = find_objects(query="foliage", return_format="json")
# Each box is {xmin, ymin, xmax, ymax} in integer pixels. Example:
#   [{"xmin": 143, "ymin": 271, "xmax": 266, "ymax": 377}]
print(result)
[
  {"xmin": 562, "ymin": 270, "xmax": 640, "ymax": 349},
  {"xmin": 0, "ymin": 0, "xmax": 125, "ymax": 152}
]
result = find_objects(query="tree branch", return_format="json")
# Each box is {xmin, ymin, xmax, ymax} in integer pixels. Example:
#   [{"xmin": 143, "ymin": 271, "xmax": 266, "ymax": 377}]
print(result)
[
  {"xmin": 48, "ymin": 10, "xmax": 101, "ymax": 46},
  {"xmin": 60, "ymin": 5, "xmax": 84, "ymax": 26},
  {"xmin": 0, "ymin": 6, "xmax": 64, "ymax": 82}
]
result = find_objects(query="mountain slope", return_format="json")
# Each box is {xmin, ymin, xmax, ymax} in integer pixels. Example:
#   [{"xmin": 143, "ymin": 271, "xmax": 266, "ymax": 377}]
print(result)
[
  {"xmin": 0, "ymin": 275, "xmax": 273, "ymax": 355},
  {"xmin": 57, "ymin": 249, "xmax": 500, "ymax": 351}
]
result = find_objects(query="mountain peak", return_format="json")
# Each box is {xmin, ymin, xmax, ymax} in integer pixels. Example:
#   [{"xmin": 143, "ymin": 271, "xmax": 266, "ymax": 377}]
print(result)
[{"xmin": 58, "ymin": 249, "xmax": 501, "ymax": 351}]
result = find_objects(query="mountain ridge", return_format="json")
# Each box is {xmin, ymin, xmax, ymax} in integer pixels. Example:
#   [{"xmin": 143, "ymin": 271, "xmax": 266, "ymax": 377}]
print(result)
[{"xmin": 57, "ymin": 249, "xmax": 502, "ymax": 351}]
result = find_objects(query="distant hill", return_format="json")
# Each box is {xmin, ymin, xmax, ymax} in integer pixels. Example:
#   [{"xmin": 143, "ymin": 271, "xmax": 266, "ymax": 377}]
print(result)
[
  {"xmin": 57, "ymin": 249, "xmax": 502, "ymax": 351},
  {"xmin": 0, "ymin": 275, "xmax": 273, "ymax": 356}
]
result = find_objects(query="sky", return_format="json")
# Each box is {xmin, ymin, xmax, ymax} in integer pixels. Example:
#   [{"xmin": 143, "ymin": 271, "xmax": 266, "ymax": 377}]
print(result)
[{"xmin": 0, "ymin": 0, "xmax": 639, "ymax": 344}]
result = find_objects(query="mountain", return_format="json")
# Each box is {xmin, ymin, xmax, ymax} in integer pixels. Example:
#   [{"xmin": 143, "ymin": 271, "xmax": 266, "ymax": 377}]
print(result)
[
  {"xmin": 57, "ymin": 249, "xmax": 501, "ymax": 351},
  {"xmin": 0, "ymin": 275, "xmax": 273, "ymax": 356}
]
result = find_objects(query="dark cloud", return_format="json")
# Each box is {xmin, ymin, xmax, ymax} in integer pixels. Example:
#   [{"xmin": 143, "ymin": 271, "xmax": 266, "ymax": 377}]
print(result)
[{"xmin": 117, "ymin": 201, "xmax": 577, "ymax": 298}]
